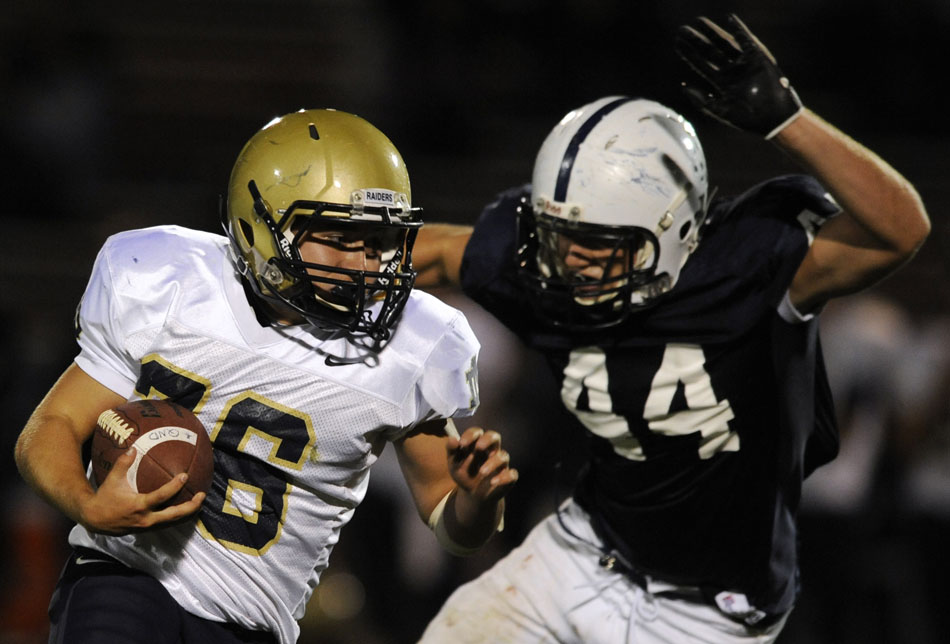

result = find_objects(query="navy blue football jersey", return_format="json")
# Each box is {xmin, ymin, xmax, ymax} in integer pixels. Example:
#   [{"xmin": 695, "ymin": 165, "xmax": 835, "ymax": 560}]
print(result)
[{"xmin": 459, "ymin": 174, "xmax": 841, "ymax": 618}]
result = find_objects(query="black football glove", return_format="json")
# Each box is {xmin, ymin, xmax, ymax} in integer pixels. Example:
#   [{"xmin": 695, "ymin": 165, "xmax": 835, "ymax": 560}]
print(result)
[{"xmin": 674, "ymin": 14, "xmax": 803, "ymax": 139}]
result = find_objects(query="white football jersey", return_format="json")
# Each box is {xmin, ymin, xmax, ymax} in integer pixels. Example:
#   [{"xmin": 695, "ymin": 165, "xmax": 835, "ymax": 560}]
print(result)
[{"xmin": 68, "ymin": 225, "xmax": 480, "ymax": 644}]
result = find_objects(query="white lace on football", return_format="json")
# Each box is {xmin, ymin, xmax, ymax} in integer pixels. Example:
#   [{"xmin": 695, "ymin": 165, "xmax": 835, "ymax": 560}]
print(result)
[{"xmin": 96, "ymin": 409, "xmax": 135, "ymax": 446}]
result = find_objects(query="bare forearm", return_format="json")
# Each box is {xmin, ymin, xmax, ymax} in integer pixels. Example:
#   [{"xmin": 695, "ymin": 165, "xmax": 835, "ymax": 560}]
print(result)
[
  {"xmin": 774, "ymin": 109, "xmax": 930, "ymax": 256},
  {"xmin": 413, "ymin": 224, "xmax": 472, "ymax": 288},
  {"xmin": 15, "ymin": 414, "xmax": 96, "ymax": 526}
]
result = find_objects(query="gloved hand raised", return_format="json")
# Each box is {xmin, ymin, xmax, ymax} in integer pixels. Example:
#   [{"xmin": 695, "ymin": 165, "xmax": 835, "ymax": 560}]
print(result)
[{"xmin": 674, "ymin": 14, "xmax": 804, "ymax": 139}]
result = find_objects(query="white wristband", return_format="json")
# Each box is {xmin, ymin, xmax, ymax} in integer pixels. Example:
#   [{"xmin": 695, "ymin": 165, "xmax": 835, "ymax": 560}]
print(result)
[
  {"xmin": 765, "ymin": 103, "xmax": 805, "ymax": 140},
  {"xmin": 427, "ymin": 490, "xmax": 504, "ymax": 557},
  {"xmin": 777, "ymin": 290, "xmax": 815, "ymax": 323}
]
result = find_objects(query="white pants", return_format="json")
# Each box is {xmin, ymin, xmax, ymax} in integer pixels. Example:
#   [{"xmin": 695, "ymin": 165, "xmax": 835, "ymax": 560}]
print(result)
[{"xmin": 419, "ymin": 500, "xmax": 788, "ymax": 644}]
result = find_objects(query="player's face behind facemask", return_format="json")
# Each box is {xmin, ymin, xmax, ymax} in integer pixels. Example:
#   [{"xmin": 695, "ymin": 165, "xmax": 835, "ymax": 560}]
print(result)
[
  {"xmin": 520, "ymin": 211, "xmax": 664, "ymax": 330},
  {"xmin": 222, "ymin": 108, "xmax": 422, "ymax": 344},
  {"xmin": 535, "ymin": 218, "xmax": 658, "ymax": 306},
  {"xmin": 518, "ymin": 96, "xmax": 709, "ymax": 330},
  {"xmin": 293, "ymin": 218, "xmax": 409, "ymax": 315}
]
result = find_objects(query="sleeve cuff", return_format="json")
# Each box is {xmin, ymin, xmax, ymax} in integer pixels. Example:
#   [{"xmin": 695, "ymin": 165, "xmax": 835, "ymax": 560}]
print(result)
[
  {"xmin": 73, "ymin": 355, "xmax": 136, "ymax": 399},
  {"xmin": 777, "ymin": 291, "xmax": 815, "ymax": 324}
]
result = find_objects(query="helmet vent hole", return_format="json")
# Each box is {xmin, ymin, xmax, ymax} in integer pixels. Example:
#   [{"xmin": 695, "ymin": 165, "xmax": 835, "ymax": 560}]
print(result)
[
  {"xmin": 661, "ymin": 154, "xmax": 690, "ymax": 190},
  {"xmin": 308, "ymin": 124, "xmax": 320, "ymax": 140},
  {"xmin": 239, "ymin": 219, "xmax": 255, "ymax": 247},
  {"xmin": 679, "ymin": 221, "xmax": 692, "ymax": 240}
]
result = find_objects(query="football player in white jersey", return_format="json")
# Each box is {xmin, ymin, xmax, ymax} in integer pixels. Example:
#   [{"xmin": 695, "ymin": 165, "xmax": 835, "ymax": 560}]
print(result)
[
  {"xmin": 411, "ymin": 14, "xmax": 929, "ymax": 644},
  {"xmin": 14, "ymin": 108, "xmax": 518, "ymax": 644}
]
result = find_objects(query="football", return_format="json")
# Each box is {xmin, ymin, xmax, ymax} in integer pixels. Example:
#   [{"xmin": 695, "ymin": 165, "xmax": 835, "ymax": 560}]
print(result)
[{"xmin": 91, "ymin": 399, "xmax": 213, "ymax": 506}]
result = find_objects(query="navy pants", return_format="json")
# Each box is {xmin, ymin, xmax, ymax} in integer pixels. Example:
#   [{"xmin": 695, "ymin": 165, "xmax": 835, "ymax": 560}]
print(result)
[{"xmin": 48, "ymin": 548, "xmax": 276, "ymax": 644}]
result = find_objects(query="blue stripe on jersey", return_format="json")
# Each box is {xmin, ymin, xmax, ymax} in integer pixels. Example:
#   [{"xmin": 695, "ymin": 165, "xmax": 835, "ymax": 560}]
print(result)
[{"xmin": 554, "ymin": 97, "xmax": 633, "ymax": 202}]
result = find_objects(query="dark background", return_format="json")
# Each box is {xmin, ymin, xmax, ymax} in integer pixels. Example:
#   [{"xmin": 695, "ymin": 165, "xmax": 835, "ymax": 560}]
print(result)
[{"xmin": 1, "ymin": 1, "xmax": 948, "ymax": 643}]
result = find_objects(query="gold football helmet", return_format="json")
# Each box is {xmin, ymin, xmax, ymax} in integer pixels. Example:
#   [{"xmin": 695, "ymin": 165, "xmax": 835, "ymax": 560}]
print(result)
[{"xmin": 222, "ymin": 109, "xmax": 422, "ymax": 344}]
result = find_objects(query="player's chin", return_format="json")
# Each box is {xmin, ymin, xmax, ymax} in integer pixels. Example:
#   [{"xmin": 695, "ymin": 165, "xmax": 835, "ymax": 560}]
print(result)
[
  {"xmin": 573, "ymin": 291, "xmax": 622, "ymax": 307},
  {"xmin": 313, "ymin": 285, "xmax": 357, "ymax": 311},
  {"xmin": 571, "ymin": 278, "xmax": 627, "ymax": 306}
]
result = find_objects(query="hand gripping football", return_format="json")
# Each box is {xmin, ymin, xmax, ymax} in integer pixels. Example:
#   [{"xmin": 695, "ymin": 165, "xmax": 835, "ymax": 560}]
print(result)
[{"xmin": 92, "ymin": 399, "xmax": 213, "ymax": 506}]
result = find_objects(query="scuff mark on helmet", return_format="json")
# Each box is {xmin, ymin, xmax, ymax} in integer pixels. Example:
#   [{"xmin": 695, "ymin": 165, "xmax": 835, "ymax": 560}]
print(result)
[{"xmin": 265, "ymin": 165, "xmax": 312, "ymax": 191}]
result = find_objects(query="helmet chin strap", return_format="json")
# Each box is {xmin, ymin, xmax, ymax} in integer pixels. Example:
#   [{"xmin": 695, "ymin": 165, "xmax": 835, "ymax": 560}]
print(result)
[{"xmin": 630, "ymin": 273, "xmax": 674, "ymax": 306}]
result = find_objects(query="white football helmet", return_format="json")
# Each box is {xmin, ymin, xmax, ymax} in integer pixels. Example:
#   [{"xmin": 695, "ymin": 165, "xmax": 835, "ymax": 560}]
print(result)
[{"xmin": 520, "ymin": 96, "xmax": 709, "ymax": 329}]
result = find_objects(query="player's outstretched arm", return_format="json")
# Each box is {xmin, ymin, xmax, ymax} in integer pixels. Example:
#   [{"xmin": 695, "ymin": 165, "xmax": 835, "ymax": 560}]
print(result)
[
  {"xmin": 14, "ymin": 363, "xmax": 204, "ymax": 535},
  {"xmin": 675, "ymin": 14, "xmax": 930, "ymax": 313},
  {"xmin": 776, "ymin": 112, "xmax": 929, "ymax": 312},
  {"xmin": 394, "ymin": 419, "xmax": 518, "ymax": 555},
  {"xmin": 412, "ymin": 224, "xmax": 473, "ymax": 289}
]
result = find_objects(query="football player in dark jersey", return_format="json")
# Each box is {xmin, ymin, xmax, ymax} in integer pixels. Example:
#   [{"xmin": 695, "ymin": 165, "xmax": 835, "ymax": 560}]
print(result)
[{"xmin": 412, "ymin": 14, "xmax": 930, "ymax": 644}]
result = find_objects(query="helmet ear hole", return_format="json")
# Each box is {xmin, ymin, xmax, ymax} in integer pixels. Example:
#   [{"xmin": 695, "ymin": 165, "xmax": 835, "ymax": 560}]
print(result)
[
  {"xmin": 679, "ymin": 220, "xmax": 692, "ymax": 241},
  {"xmin": 239, "ymin": 219, "xmax": 255, "ymax": 247}
]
